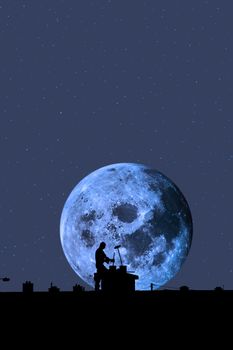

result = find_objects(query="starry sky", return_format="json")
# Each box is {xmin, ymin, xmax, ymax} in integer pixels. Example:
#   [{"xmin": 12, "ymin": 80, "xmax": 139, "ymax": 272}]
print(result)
[{"xmin": 0, "ymin": 0, "xmax": 232, "ymax": 291}]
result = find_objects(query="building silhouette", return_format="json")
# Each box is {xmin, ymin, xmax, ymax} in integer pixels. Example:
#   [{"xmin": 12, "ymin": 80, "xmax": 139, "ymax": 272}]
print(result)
[
  {"xmin": 48, "ymin": 282, "xmax": 60, "ymax": 293},
  {"xmin": 22, "ymin": 281, "xmax": 34, "ymax": 293},
  {"xmin": 179, "ymin": 285, "xmax": 190, "ymax": 292},
  {"xmin": 73, "ymin": 284, "xmax": 85, "ymax": 293}
]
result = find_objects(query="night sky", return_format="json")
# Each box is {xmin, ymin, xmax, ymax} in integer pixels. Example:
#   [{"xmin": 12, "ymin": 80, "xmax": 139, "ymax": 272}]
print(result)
[{"xmin": 1, "ymin": 1, "xmax": 232, "ymax": 291}]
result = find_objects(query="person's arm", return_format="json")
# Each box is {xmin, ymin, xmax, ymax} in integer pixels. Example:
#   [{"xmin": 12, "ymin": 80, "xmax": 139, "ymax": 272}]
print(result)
[
  {"xmin": 103, "ymin": 252, "xmax": 113, "ymax": 264},
  {"xmin": 104, "ymin": 254, "xmax": 110, "ymax": 263},
  {"xmin": 106, "ymin": 256, "xmax": 115, "ymax": 264}
]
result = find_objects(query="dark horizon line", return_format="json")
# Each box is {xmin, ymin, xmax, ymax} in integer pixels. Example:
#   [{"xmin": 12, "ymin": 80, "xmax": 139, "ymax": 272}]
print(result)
[{"xmin": 0, "ymin": 287, "xmax": 229, "ymax": 293}]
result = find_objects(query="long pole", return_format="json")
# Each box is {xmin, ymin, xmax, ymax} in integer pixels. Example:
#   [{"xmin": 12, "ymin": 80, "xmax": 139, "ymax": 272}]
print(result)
[{"xmin": 117, "ymin": 248, "xmax": 123, "ymax": 265}]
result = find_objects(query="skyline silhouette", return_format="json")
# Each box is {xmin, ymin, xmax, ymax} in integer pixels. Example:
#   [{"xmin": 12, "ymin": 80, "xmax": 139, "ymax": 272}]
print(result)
[{"xmin": 0, "ymin": 277, "xmax": 228, "ymax": 293}]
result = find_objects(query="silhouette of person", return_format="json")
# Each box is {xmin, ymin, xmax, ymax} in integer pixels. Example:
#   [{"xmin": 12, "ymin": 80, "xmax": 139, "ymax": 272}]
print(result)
[{"xmin": 94, "ymin": 242, "xmax": 114, "ymax": 291}]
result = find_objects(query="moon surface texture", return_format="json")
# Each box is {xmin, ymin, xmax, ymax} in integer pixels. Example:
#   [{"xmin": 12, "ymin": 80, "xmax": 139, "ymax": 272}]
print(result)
[{"xmin": 60, "ymin": 163, "xmax": 192, "ymax": 290}]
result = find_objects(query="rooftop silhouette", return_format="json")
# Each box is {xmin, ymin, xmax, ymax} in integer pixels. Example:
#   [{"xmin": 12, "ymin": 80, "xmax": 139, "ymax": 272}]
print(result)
[
  {"xmin": 48, "ymin": 282, "xmax": 60, "ymax": 293},
  {"xmin": 22, "ymin": 281, "xmax": 34, "ymax": 293}
]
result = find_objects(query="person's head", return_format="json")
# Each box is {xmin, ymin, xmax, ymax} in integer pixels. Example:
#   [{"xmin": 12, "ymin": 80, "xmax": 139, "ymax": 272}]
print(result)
[{"xmin": 99, "ymin": 242, "xmax": 106, "ymax": 249}]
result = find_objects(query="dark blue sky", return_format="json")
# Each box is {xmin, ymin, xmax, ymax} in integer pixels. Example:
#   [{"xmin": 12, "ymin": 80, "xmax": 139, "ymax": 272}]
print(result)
[{"xmin": 0, "ymin": 0, "xmax": 232, "ymax": 291}]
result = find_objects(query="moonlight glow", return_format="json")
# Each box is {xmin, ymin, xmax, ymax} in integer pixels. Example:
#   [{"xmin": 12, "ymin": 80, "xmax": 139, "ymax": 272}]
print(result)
[{"xmin": 60, "ymin": 163, "xmax": 192, "ymax": 290}]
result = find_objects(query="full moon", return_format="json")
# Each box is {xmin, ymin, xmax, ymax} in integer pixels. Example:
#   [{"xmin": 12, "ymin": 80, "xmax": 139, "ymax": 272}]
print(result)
[{"xmin": 60, "ymin": 163, "xmax": 192, "ymax": 290}]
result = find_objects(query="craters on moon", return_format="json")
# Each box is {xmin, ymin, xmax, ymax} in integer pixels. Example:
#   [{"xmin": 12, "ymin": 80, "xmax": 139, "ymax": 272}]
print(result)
[
  {"xmin": 81, "ymin": 229, "xmax": 95, "ymax": 248},
  {"xmin": 112, "ymin": 203, "xmax": 138, "ymax": 223}
]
